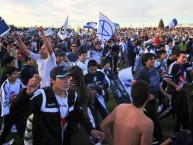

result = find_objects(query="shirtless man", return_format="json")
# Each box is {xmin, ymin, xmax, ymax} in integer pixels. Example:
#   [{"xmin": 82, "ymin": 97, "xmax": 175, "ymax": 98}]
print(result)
[{"xmin": 100, "ymin": 80, "xmax": 153, "ymax": 145}]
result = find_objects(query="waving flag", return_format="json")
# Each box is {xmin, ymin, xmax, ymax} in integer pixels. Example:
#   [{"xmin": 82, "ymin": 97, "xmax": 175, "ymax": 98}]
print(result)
[
  {"xmin": 165, "ymin": 18, "xmax": 178, "ymax": 29},
  {"xmin": 97, "ymin": 13, "xmax": 115, "ymax": 42},
  {"xmin": 83, "ymin": 22, "xmax": 97, "ymax": 30},
  {"xmin": 44, "ymin": 28, "xmax": 54, "ymax": 37},
  {"xmin": 0, "ymin": 17, "xmax": 10, "ymax": 36},
  {"xmin": 58, "ymin": 16, "xmax": 69, "ymax": 40}
]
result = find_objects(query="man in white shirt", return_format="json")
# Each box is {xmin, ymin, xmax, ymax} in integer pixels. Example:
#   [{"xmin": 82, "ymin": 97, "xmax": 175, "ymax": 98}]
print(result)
[
  {"xmin": 12, "ymin": 26, "xmax": 56, "ymax": 88},
  {"xmin": 74, "ymin": 49, "xmax": 89, "ymax": 71}
]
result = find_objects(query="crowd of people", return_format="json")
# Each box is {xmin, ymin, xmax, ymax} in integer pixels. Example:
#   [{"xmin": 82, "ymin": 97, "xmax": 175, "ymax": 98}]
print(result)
[{"xmin": 0, "ymin": 26, "xmax": 193, "ymax": 145}]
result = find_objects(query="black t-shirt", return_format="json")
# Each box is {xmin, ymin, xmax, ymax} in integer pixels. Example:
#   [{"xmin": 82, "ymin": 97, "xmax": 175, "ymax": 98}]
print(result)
[{"xmin": 165, "ymin": 61, "xmax": 192, "ymax": 87}]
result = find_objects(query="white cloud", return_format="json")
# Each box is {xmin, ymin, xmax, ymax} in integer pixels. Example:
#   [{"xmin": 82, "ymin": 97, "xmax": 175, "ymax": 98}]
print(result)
[{"xmin": 0, "ymin": 0, "xmax": 193, "ymax": 28}]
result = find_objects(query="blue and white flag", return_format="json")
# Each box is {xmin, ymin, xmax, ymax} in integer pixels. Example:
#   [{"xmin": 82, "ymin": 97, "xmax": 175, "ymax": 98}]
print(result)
[
  {"xmin": 165, "ymin": 18, "xmax": 178, "ymax": 29},
  {"xmin": 118, "ymin": 67, "xmax": 133, "ymax": 101},
  {"xmin": 0, "ymin": 17, "xmax": 10, "ymax": 37},
  {"xmin": 58, "ymin": 16, "xmax": 69, "ymax": 40},
  {"xmin": 110, "ymin": 67, "xmax": 133, "ymax": 104},
  {"xmin": 97, "ymin": 13, "xmax": 115, "ymax": 42},
  {"xmin": 83, "ymin": 22, "xmax": 97, "ymax": 30}
]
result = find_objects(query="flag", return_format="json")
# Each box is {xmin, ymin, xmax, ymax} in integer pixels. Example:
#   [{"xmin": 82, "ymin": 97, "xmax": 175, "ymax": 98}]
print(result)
[
  {"xmin": 44, "ymin": 28, "xmax": 54, "ymax": 37},
  {"xmin": 69, "ymin": 28, "xmax": 75, "ymax": 36},
  {"xmin": 0, "ymin": 17, "xmax": 10, "ymax": 36},
  {"xmin": 58, "ymin": 16, "xmax": 69, "ymax": 40},
  {"xmin": 114, "ymin": 23, "xmax": 120, "ymax": 29},
  {"xmin": 97, "ymin": 13, "xmax": 115, "ymax": 42},
  {"xmin": 118, "ymin": 67, "xmax": 133, "ymax": 101},
  {"xmin": 83, "ymin": 22, "xmax": 97, "ymax": 30},
  {"xmin": 111, "ymin": 67, "xmax": 133, "ymax": 104},
  {"xmin": 165, "ymin": 18, "xmax": 178, "ymax": 29}
]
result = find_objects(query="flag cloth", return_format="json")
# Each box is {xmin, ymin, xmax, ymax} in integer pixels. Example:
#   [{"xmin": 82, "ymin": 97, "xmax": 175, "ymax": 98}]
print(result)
[
  {"xmin": 44, "ymin": 28, "xmax": 54, "ymax": 37},
  {"xmin": 58, "ymin": 16, "xmax": 69, "ymax": 40},
  {"xmin": 83, "ymin": 22, "xmax": 97, "ymax": 30},
  {"xmin": 114, "ymin": 23, "xmax": 120, "ymax": 29},
  {"xmin": 111, "ymin": 67, "xmax": 133, "ymax": 104},
  {"xmin": 97, "ymin": 13, "xmax": 115, "ymax": 42},
  {"xmin": 0, "ymin": 17, "xmax": 10, "ymax": 36},
  {"xmin": 165, "ymin": 18, "xmax": 178, "ymax": 29}
]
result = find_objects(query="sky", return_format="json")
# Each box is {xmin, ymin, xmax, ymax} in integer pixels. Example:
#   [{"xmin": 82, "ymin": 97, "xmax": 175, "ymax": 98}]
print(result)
[{"xmin": 1, "ymin": 0, "xmax": 193, "ymax": 28}]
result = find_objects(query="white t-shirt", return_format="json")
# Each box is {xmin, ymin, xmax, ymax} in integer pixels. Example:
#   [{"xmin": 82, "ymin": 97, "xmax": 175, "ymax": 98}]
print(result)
[
  {"xmin": 55, "ymin": 95, "xmax": 68, "ymax": 131},
  {"xmin": 74, "ymin": 59, "xmax": 89, "ymax": 72},
  {"xmin": 29, "ymin": 51, "xmax": 56, "ymax": 88},
  {"xmin": 1, "ymin": 78, "xmax": 25, "ymax": 116}
]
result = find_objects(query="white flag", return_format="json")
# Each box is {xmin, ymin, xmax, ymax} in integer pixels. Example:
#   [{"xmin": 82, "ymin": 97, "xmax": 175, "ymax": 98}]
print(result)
[
  {"xmin": 97, "ymin": 13, "xmax": 115, "ymax": 42},
  {"xmin": 58, "ymin": 16, "xmax": 69, "ymax": 40},
  {"xmin": 44, "ymin": 28, "xmax": 54, "ymax": 37}
]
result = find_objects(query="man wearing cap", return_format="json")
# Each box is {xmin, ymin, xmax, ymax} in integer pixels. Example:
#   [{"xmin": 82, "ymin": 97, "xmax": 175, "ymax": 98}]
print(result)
[
  {"xmin": 145, "ymin": 37, "xmax": 160, "ymax": 54},
  {"xmin": 55, "ymin": 49, "xmax": 72, "ymax": 70},
  {"xmin": 12, "ymin": 26, "xmax": 56, "ymax": 88},
  {"xmin": 23, "ymin": 66, "xmax": 105, "ymax": 145}
]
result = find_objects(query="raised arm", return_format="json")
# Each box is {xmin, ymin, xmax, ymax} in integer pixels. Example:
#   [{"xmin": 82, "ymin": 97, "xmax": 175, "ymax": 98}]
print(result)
[
  {"xmin": 12, "ymin": 32, "xmax": 30, "ymax": 56},
  {"xmin": 38, "ymin": 26, "xmax": 53, "ymax": 55}
]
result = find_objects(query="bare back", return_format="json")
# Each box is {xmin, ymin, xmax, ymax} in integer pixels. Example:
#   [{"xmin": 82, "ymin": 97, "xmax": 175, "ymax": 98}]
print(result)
[{"xmin": 113, "ymin": 104, "xmax": 153, "ymax": 145}]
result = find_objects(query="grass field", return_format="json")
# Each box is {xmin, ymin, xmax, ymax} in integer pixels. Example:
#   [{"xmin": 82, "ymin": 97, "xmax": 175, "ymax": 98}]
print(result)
[{"xmin": 1, "ymin": 42, "xmax": 193, "ymax": 144}]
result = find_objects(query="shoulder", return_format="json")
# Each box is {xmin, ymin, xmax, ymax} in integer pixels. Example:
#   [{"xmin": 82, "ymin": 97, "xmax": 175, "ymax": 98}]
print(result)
[{"xmin": 30, "ymin": 88, "xmax": 45, "ymax": 100}]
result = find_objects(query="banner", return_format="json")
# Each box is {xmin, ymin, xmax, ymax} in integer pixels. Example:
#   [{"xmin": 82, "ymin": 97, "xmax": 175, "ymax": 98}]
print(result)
[
  {"xmin": 111, "ymin": 67, "xmax": 133, "ymax": 104},
  {"xmin": 0, "ymin": 17, "xmax": 10, "ymax": 36},
  {"xmin": 97, "ymin": 13, "xmax": 115, "ymax": 42}
]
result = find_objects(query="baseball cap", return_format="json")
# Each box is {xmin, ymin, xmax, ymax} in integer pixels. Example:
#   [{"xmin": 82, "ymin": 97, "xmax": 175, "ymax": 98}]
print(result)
[
  {"xmin": 55, "ymin": 49, "xmax": 65, "ymax": 56},
  {"xmin": 153, "ymin": 38, "xmax": 160, "ymax": 44},
  {"xmin": 50, "ymin": 66, "xmax": 72, "ymax": 79}
]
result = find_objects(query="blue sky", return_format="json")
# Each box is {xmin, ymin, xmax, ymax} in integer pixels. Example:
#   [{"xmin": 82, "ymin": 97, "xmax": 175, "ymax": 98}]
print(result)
[{"xmin": 1, "ymin": 0, "xmax": 193, "ymax": 28}]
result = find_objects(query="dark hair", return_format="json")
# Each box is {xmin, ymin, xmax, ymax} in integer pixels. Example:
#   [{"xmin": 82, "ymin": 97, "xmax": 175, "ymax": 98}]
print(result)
[
  {"xmin": 70, "ymin": 66, "xmax": 86, "ymax": 105},
  {"xmin": 3, "ymin": 56, "xmax": 15, "ymax": 67},
  {"xmin": 131, "ymin": 80, "xmax": 150, "ymax": 107},
  {"xmin": 70, "ymin": 66, "xmax": 84, "ymax": 83},
  {"xmin": 166, "ymin": 38, "xmax": 173, "ymax": 44},
  {"xmin": 102, "ymin": 58, "xmax": 111, "ymax": 67},
  {"xmin": 157, "ymin": 50, "xmax": 166, "ymax": 58},
  {"xmin": 176, "ymin": 51, "xmax": 186, "ymax": 58},
  {"xmin": 88, "ymin": 59, "xmax": 97, "ymax": 68},
  {"xmin": 141, "ymin": 53, "xmax": 155, "ymax": 66},
  {"xmin": 24, "ymin": 56, "xmax": 32, "ymax": 62},
  {"xmin": 5, "ymin": 66, "xmax": 18, "ymax": 76},
  {"xmin": 78, "ymin": 49, "xmax": 87, "ymax": 56}
]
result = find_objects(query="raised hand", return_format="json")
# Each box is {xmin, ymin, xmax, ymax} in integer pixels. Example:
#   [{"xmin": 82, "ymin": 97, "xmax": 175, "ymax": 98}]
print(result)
[
  {"xmin": 26, "ymin": 74, "xmax": 41, "ymax": 95},
  {"xmin": 37, "ymin": 26, "xmax": 44, "ymax": 35},
  {"xmin": 12, "ymin": 32, "xmax": 20, "ymax": 40}
]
